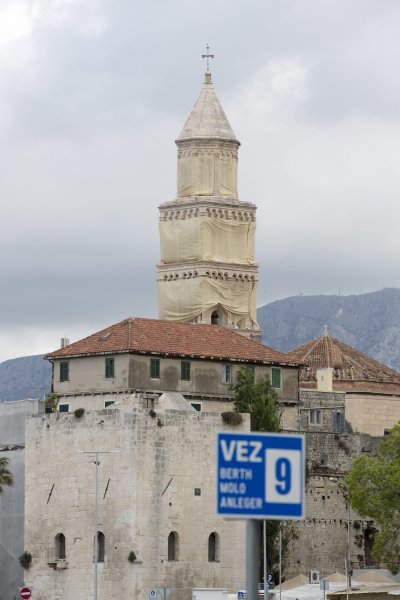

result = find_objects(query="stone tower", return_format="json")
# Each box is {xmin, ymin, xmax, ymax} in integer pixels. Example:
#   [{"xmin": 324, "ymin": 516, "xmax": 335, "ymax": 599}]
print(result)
[{"xmin": 157, "ymin": 66, "xmax": 260, "ymax": 340}]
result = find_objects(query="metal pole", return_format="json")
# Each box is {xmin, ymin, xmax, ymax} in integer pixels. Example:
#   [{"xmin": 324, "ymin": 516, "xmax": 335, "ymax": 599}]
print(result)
[
  {"xmin": 79, "ymin": 449, "xmax": 119, "ymax": 600},
  {"xmin": 347, "ymin": 498, "xmax": 351, "ymax": 592},
  {"xmin": 94, "ymin": 452, "xmax": 99, "ymax": 600},
  {"xmin": 263, "ymin": 521, "xmax": 267, "ymax": 600},
  {"xmin": 246, "ymin": 520, "xmax": 260, "ymax": 600},
  {"xmin": 279, "ymin": 525, "xmax": 282, "ymax": 600}
]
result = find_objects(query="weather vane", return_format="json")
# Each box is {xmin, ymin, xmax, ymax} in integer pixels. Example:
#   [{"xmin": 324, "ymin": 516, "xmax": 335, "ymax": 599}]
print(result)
[{"xmin": 202, "ymin": 44, "xmax": 214, "ymax": 72}]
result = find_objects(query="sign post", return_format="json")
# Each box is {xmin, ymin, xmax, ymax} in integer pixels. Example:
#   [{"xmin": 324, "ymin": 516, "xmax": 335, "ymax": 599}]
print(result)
[{"xmin": 217, "ymin": 432, "xmax": 305, "ymax": 600}]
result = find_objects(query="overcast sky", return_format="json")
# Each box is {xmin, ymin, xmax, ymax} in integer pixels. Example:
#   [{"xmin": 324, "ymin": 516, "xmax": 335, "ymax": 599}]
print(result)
[{"xmin": 1, "ymin": 0, "xmax": 400, "ymax": 362}]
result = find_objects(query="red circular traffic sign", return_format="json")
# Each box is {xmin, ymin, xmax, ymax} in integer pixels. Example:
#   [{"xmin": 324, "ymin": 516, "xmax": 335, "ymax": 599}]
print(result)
[{"xmin": 20, "ymin": 588, "xmax": 31, "ymax": 600}]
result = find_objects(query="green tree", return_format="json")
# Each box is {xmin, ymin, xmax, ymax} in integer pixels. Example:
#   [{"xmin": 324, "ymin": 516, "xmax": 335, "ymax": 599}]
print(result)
[
  {"xmin": 345, "ymin": 422, "xmax": 400, "ymax": 573},
  {"xmin": 233, "ymin": 366, "xmax": 280, "ymax": 432},
  {"xmin": 0, "ymin": 456, "xmax": 13, "ymax": 494},
  {"xmin": 233, "ymin": 366, "xmax": 285, "ymax": 581}
]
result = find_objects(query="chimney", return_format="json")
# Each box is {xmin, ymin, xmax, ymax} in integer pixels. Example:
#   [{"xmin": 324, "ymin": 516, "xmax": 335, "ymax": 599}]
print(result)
[
  {"xmin": 60, "ymin": 337, "xmax": 70, "ymax": 348},
  {"xmin": 316, "ymin": 368, "xmax": 333, "ymax": 392}
]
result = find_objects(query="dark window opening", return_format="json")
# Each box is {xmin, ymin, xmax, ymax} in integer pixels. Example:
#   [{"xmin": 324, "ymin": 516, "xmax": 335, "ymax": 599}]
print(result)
[
  {"xmin": 181, "ymin": 361, "xmax": 191, "ymax": 381},
  {"xmin": 168, "ymin": 531, "xmax": 179, "ymax": 561},
  {"xmin": 105, "ymin": 358, "xmax": 114, "ymax": 378},
  {"xmin": 96, "ymin": 531, "xmax": 105, "ymax": 563},
  {"xmin": 332, "ymin": 411, "xmax": 345, "ymax": 433},
  {"xmin": 60, "ymin": 362, "xmax": 69, "ymax": 382},
  {"xmin": 150, "ymin": 358, "xmax": 160, "ymax": 379},
  {"xmin": 208, "ymin": 532, "xmax": 220, "ymax": 562},
  {"xmin": 55, "ymin": 533, "xmax": 66, "ymax": 559},
  {"xmin": 271, "ymin": 367, "xmax": 281, "ymax": 389}
]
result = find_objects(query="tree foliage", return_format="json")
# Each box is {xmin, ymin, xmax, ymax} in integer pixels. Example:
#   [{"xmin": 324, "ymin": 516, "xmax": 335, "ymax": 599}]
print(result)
[
  {"xmin": 0, "ymin": 456, "xmax": 14, "ymax": 494},
  {"xmin": 345, "ymin": 423, "xmax": 400, "ymax": 573},
  {"xmin": 233, "ymin": 366, "xmax": 280, "ymax": 432},
  {"xmin": 233, "ymin": 366, "xmax": 285, "ymax": 581}
]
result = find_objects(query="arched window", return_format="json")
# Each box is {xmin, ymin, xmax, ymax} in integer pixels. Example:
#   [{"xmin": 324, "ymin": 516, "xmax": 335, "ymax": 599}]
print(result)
[
  {"xmin": 211, "ymin": 310, "xmax": 219, "ymax": 325},
  {"xmin": 168, "ymin": 531, "xmax": 179, "ymax": 561},
  {"xmin": 55, "ymin": 533, "xmax": 66, "ymax": 559},
  {"xmin": 208, "ymin": 532, "xmax": 220, "ymax": 562},
  {"xmin": 96, "ymin": 531, "xmax": 105, "ymax": 563}
]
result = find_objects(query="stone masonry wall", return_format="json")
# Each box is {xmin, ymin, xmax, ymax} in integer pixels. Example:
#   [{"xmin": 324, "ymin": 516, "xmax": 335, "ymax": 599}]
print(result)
[
  {"xmin": 24, "ymin": 405, "xmax": 248, "ymax": 600},
  {"xmin": 285, "ymin": 430, "xmax": 381, "ymax": 578}
]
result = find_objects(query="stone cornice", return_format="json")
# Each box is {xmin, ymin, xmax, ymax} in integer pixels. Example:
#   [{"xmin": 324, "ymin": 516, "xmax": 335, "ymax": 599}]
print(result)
[{"xmin": 159, "ymin": 199, "xmax": 256, "ymax": 222}]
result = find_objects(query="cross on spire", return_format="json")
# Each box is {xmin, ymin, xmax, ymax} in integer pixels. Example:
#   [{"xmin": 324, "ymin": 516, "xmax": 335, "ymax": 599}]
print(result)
[{"xmin": 202, "ymin": 44, "xmax": 214, "ymax": 72}]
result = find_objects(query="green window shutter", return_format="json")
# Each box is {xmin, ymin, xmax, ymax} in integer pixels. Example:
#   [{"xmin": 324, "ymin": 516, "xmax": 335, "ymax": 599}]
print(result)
[
  {"xmin": 150, "ymin": 358, "xmax": 160, "ymax": 379},
  {"xmin": 59, "ymin": 404, "xmax": 69, "ymax": 413},
  {"xmin": 221, "ymin": 365, "xmax": 232, "ymax": 384},
  {"xmin": 105, "ymin": 358, "xmax": 114, "ymax": 378},
  {"xmin": 272, "ymin": 367, "xmax": 281, "ymax": 388},
  {"xmin": 246, "ymin": 365, "xmax": 255, "ymax": 381},
  {"xmin": 181, "ymin": 361, "xmax": 191, "ymax": 381},
  {"xmin": 60, "ymin": 362, "xmax": 69, "ymax": 382}
]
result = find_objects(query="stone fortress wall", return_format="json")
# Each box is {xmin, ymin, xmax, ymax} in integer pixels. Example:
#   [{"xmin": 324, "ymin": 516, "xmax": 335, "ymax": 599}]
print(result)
[{"xmin": 24, "ymin": 402, "xmax": 248, "ymax": 600}]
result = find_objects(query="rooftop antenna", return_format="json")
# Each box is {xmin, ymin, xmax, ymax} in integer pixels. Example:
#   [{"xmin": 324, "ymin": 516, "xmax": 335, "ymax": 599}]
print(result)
[{"xmin": 202, "ymin": 44, "xmax": 214, "ymax": 72}]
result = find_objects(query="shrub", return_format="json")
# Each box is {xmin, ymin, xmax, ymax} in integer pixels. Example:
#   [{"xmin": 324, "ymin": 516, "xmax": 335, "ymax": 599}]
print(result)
[
  {"xmin": 149, "ymin": 409, "xmax": 156, "ymax": 419},
  {"xmin": 221, "ymin": 411, "xmax": 243, "ymax": 426},
  {"xmin": 19, "ymin": 551, "xmax": 32, "ymax": 570},
  {"xmin": 74, "ymin": 408, "xmax": 85, "ymax": 418},
  {"xmin": 128, "ymin": 551, "xmax": 137, "ymax": 562}
]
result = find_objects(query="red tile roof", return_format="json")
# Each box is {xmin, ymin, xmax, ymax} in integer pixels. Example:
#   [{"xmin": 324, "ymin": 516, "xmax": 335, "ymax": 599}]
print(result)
[
  {"xmin": 289, "ymin": 333, "xmax": 400, "ymax": 386},
  {"xmin": 46, "ymin": 318, "xmax": 299, "ymax": 366}
]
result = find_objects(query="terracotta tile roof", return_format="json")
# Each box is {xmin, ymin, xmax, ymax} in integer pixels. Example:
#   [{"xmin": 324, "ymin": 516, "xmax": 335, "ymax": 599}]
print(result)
[
  {"xmin": 46, "ymin": 318, "xmax": 299, "ymax": 366},
  {"xmin": 289, "ymin": 333, "xmax": 400, "ymax": 386}
]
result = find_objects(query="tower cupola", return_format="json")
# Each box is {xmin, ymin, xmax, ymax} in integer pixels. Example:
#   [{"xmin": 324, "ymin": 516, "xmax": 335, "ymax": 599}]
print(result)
[{"xmin": 157, "ymin": 52, "xmax": 260, "ymax": 341}]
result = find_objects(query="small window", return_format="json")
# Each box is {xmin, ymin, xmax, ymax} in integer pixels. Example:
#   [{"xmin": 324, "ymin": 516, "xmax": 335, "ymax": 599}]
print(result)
[
  {"xmin": 332, "ymin": 411, "xmax": 345, "ymax": 433},
  {"xmin": 191, "ymin": 402, "xmax": 202, "ymax": 412},
  {"xmin": 208, "ymin": 532, "xmax": 220, "ymax": 562},
  {"xmin": 55, "ymin": 533, "xmax": 66, "ymax": 559},
  {"xmin": 246, "ymin": 365, "xmax": 255, "ymax": 381},
  {"xmin": 105, "ymin": 358, "xmax": 114, "ymax": 378},
  {"xmin": 105, "ymin": 400, "xmax": 115, "ymax": 408},
  {"xmin": 168, "ymin": 531, "xmax": 179, "ymax": 561},
  {"xmin": 181, "ymin": 361, "xmax": 191, "ymax": 381},
  {"xmin": 221, "ymin": 365, "xmax": 232, "ymax": 385},
  {"xmin": 309, "ymin": 409, "xmax": 322, "ymax": 426},
  {"xmin": 60, "ymin": 362, "xmax": 69, "ymax": 382},
  {"xmin": 271, "ymin": 367, "xmax": 281, "ymax": 389},
  {"xmin": 95, "ymin": 531, "xmax": 105, "ymax": 563},
  {"xmin": 150, "ymin": 358, "xmax": 160, "ymax": 379},
  {"xmin": 59, "ymin": 404, "xmax": 69, "ymax": 413}
]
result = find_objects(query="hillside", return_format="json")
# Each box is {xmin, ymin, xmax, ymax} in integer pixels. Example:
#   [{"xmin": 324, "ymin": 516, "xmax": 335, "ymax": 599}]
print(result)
[
  {"xmin": 258, "ymin": 288, "xmax": 400, "ymax": 371},
  {"xmin": 0, "ymin": 355, "xmax": 52, "ymax": 402}
]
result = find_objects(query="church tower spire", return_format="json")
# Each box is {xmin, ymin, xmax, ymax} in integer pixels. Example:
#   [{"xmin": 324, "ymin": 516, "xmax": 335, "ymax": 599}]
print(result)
[{"xmin": 157, "ymin": 56, "xmax": 260, "ymax": 340}]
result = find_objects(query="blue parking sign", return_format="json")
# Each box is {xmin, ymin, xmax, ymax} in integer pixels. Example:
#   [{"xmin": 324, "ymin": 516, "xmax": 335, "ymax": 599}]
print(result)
[{"xmin": 217, "ymin": 432, "xmax": 305, "ymax": 520}]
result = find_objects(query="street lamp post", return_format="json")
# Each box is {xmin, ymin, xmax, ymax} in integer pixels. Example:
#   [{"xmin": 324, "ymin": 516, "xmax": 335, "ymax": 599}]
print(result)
[{"xmin": 79, "ymin": 450, "xmax": 119, "ymax": 600}]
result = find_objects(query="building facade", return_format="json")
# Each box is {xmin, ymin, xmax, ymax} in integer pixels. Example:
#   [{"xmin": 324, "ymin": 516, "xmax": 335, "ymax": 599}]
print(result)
[
  {"xmin": 289, "ymin": 328, "xmax": 400, "ymax": 436},
  {"xmin": 46, "ymin": 318, "xmax": 300, "ymax": 429}
]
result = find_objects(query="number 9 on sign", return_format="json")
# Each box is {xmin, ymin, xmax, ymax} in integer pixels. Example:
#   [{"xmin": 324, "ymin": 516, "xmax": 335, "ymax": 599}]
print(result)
[{"xmin": 265, "ymin": 449, "xmax": 301, "ymax": 504}]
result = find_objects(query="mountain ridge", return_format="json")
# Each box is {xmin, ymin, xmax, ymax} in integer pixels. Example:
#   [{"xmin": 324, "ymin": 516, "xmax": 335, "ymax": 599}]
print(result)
[{"xmin": 258, "ymin": 287, "xmax": 400, "ymax": 371}]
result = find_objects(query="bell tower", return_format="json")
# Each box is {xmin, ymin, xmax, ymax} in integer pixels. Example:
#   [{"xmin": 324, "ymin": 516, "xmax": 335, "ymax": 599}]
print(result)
[{"xmin": 157, "ymin": 53, "xmax": 260, "ymax": 340}]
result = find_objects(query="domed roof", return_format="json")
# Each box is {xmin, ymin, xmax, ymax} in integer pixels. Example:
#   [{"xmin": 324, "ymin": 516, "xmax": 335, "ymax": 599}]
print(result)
[
  {"xmin": 177, "ymin": 71, "xmax": 238, "ymax": 143},
  {"xmin": 289, "ymin": 326, "xmax": 400, "ymax": 391}
]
